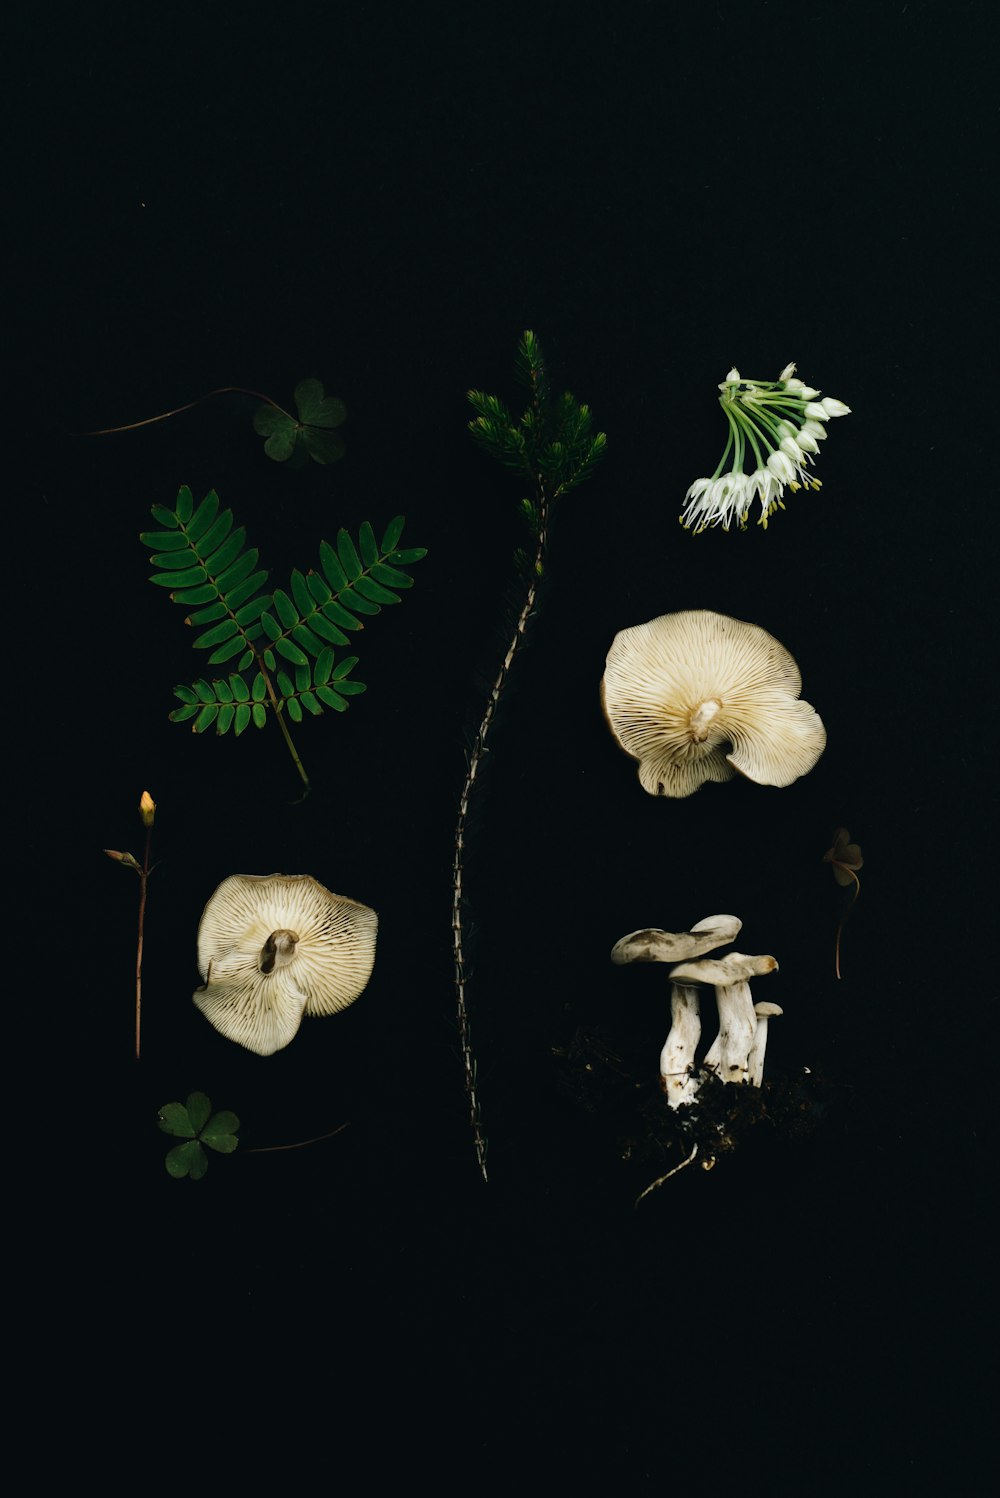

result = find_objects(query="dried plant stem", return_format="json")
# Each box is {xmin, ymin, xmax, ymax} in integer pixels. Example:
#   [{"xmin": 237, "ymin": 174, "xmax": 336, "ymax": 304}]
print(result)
[
  {"xmin": 635, "ymin": 1143, "xmax": 700, "ymax": 1206},
  {"xmin": 246, "ymin": 1122, "xmax": 349, "ymax": 1154},
  {"xmin": 452, "ymin": 485, "xmax": 549, "ymax": 1183},
  {"xmin": 76, "ymin": 386, "xmax": 294, "ymax": 437},
  {"xmin": 833, "ymin": 866, "xmax": 861, "ymax": 980},
  {"xmin": 134, "ymin": 820, "xmax": 153, "ymax": 1060}
]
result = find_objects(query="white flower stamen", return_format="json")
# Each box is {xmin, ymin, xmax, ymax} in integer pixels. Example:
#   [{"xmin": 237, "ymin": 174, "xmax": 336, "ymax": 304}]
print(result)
[{"xmin": 682, "ymin": 363, "xmax": 850, "ymax": 532}]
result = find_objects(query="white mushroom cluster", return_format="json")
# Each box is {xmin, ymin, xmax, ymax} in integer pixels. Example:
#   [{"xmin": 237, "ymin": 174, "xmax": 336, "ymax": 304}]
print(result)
[
  {"xmin": 612, "ymin": 915, "xmax": 782, "ymax": 1106},
  {"xmin": 194, "ymin": 873, "xmax": 378, "ymax": 1056},
  {"xmin": 601, "ymin": 609, "xmax": 826, "ymax": 797}
]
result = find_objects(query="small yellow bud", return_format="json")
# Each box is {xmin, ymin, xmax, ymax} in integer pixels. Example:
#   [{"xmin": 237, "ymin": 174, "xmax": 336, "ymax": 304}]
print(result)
[{"xmin": 139, "ymin": 790, "xmax": 156, "ymax": 827}]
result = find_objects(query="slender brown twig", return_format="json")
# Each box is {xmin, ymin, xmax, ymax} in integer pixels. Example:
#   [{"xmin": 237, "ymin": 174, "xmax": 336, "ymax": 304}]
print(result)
[
  {"xmin": 245, "ymin": 1122, "xmax": 350, "ymax": 1154},
  {"xmin": 822, "ymin": 829, "xmax": 863, "ymax": 980},
  {"xmin": 831, "ymin": 865, "xmax": 861, "ymax": 980},
  {"xmin": 74, "ymin": 386, "xmax": 294, "ymax": 436}
]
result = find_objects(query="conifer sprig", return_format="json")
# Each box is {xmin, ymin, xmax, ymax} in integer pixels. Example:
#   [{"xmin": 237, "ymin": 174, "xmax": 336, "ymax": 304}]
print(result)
[{"xmin": 455, "ymin": 332, "xmax": 606, "ymax": 1181}]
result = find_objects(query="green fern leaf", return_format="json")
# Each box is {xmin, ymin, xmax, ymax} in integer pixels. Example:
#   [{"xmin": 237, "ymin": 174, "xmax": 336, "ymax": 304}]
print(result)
[
  {"xmin": 308, "ymin": 611, "xmax": 351, "ymax": 646},
  {"xmin": 380, "ymin": 516, "xmax": 405, "ymax": 552},
  {"xmin": 319, "ymin": 540, "xmax": 348, "ymax": 591},
  {"xmin": 275, "ymin": 636, "xmax": 309, "ymax": 666},
  {"xmin": 358, "ymin": 521, "xmax": 379, "ymax": 567},
  {"xmin": 291, "ymin": 622, "xmax": 327, "ymax": 656},
  {"xmin": 371, "ymin": 561, "xmax": 413, "ymax": 589},
  {"xmin": 194, "ymin": 703, "xmax": 219, "ymax": 732},
  {"xmin": 186, "ymin": 601, "xmax": 228, "ymax": 626},
  {"xmin": 193, "ymin": 619, "xmax": 239, "ymax": 651},
  {"xmin": 315, "ymin": 684, "xmax": 348, "ymax": 711},
  {"xmin": 187, "ymin": 491, "xmax": 220, "ymax": 544},
  {"xmin": 272, "ymin": 589, "xmax": 299, "ymax": 630},
  {"xmin": 352, "ymin": 576, "xmax": 400, "ymax": 605},
  {"xmin": 207, "ymin": 634, "xmax": 246, "ymax": 666},
  {"xmin": 338, "ymin": 587, "xmax": 381, "ymax": 617},
  {"xmin": 290, "ymin": 570, "xmax": 314, "ymax": 618},
  {"xmin": 336, "ymin": 530, "xmax": 363, "ymax": 581},
  {"xmin": 145, "ymin": 488, "xmax": 424, "ymax": 790}
]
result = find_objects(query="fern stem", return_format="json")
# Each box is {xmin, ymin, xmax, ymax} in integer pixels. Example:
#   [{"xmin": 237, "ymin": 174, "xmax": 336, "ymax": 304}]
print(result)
[
  {"xmin": 258, "ymin": 658, "xmax": 311, "ymax": 798},
  {"xmin": 452, "ymin": 484, "xmax": 549, "ymax": 1182}
]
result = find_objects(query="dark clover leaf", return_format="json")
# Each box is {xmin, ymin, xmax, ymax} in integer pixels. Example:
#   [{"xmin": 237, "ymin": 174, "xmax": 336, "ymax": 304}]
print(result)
[
  {"xmin": 253, "ymin": 380, "xmax": 347, "ymax": 465},
  {"xmin": 185, "ymin": 1090, "xmax": 213, "ymax": 1133},
  {"xmin": 201, "ymin": 1110, "xmax": 241, "ymax": 1154},
  {"xmin": 302, "ymin": 425, "xmax": 346, "ymax": 465},
  {"xmin": 157, "ymin": 1101, "xmax": 197, "ymax": 1138},
  {"xmin": 253, "ymin": 403, "xmax": 298, "ymax": 462},
  {"xmin": 165, "ymin": 1140, "xmax": 208, "ymax": 1179},
  {"xmin": 822, "ymin": 828, "xmax": 864, "ymax": 887},
  {"xmin": 158, "ymin": 1095, "xmax": 241, "ymax": 1178},
  {"xmin": 294, "ymin": 378, "xmax": 346, "ymax": 430},
  {"xmin": 822, "ymin": 828, "xmax": 863, "ymax": 979}
]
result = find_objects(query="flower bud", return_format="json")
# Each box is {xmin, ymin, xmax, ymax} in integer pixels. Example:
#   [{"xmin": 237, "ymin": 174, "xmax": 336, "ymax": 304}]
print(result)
[{"xmin": 139, "ymin": 791, "xmax": 156, "ymax": 827}]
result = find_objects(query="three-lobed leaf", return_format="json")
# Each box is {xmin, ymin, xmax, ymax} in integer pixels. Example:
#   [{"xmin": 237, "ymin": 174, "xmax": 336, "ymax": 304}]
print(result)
[
  {"xmin": 252, "ymin": 379, "xmax": 347, "ymax": 465},
  {"xmin": 159, "ymin": 1094, "xmax": 241, "ymax": 1179}
]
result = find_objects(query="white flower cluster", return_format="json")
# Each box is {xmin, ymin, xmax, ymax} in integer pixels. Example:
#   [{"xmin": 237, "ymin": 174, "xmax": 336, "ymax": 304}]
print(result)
[{"xmin": 681, "ymin": 363, "xmax": 851, "ymax": 532}]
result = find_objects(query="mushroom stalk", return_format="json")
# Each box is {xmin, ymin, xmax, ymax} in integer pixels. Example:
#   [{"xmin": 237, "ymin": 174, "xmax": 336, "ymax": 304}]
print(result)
[
  {"xmin": 702, "ymin": 982, "xmax": 757, "ymax": 1084},
  {"xmin": 669, "ymin": 953, "xmax": 778, "ymax": 1086},
  {"xmin": 660, "ymin": 983, "xmax": 703, "ymax": 1107},
  {"xmin": 747, "ymin": 1002, "xmax": 783, "ymax": 1086}
]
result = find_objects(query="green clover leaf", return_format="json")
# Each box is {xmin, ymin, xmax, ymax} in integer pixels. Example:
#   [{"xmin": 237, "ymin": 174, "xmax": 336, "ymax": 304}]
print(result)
[
  {"xmin": 157, "ymin": 1093, "xmax": 241, "ymax": 1179},
  {"xmin": 253, "ymin": 379, "xmax": 346, "ymax": 465}
]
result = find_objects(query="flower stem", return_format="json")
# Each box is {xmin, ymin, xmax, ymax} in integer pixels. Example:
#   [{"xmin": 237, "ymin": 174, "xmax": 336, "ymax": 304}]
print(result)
[
  {"xmin": 833, "ymin": 865, "xmax": 861, "ymax": 979},
  {"xmin": 135, "ymin": 820, "xmax": 153, "ymax": 1060}
]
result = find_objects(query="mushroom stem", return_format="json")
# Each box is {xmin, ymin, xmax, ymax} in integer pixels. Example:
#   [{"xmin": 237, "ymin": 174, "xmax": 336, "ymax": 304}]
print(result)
[
  {"xmin": 259, "ymin": 929, "xmax": 300, "ymax": 973},
  {"xmin": 703, "ymin": 981, "xmax": 758, "ymax": 1084},
  {"xmin": 660, "ymin": 983, "xmax": 703, "ymax": 1107},
  {"xmin": 747, "ymin": 1002, "xmax": 783, "ymax": 1086}
]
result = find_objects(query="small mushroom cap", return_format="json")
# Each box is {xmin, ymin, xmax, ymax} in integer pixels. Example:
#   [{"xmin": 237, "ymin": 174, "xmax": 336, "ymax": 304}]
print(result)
[
  {"xmin": 667, "ymin": 952, "xmax": 779, "ymax": 985},
  {"xmin": 611, "ymin": 914, "xmax": 742, "ymax": 965},
  {"xmin": 194, "ymin": 873, "xmax": 378, "ymax": 1056},
  {"xmin": 753, "ymin": 1001, "xmax": 784, "ymax": 1018},
  {"xmin": 601, "ymin": 610, "xmax": 826, "ymax": 797}
]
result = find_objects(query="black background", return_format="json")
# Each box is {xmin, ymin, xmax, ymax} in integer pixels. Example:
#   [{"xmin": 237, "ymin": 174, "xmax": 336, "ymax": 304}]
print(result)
[{"xmin": 10, "ymin": 3, "xmax": 992, "ymax": 1490}]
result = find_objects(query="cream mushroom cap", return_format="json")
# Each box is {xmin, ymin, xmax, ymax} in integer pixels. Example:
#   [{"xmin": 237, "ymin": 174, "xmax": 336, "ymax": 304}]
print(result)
[
  {"xmin": 611, "ymin": 914, "xmax": 742, "ymax": 965},
  {"xmin": 667, "ymin": 952, "xmax": 779, "ymax": 985},
  {"xmin": 601, "ymin": 609, "xmax": 826, "ymax": 797},
  {"xmin": 194, "ymin": 873, "xmax": 378, "ymax": 1056}
]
